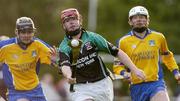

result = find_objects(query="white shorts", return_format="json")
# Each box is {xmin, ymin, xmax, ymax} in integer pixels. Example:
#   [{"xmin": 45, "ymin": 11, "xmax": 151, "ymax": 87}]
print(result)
[{"xmin": 69, "ymin": 77, "xmax": 113, "ymax": 101}]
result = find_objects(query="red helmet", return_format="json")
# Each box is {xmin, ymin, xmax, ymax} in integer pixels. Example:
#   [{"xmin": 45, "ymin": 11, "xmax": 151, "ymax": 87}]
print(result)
[{"xmin": 60, "ymin": 8, "xmax": 80, "ymax": 23}]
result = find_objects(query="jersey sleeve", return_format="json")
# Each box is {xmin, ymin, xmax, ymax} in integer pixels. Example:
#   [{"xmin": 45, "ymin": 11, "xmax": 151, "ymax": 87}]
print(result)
[
  {"xmin": 93, "ymin": 33, "xmax": 119, "ymax": 56},
  {"xmin": 0, "ymin": 48, "xmax": 5, "ymax": 63},
  {"xmin": 0, "ymin": 41, "xmax": 7, "ymax": 63},
  {"xmin": 58, "ymin": 51, "xmax": 71, "ymax": 67},
  {"xmin": 37, "ymin": 41, "xmax": 51, "ymax": 65},
  {"xmin": 160, "ymin": 34, "xmax": 179, "ymax": 72},
  {"xmin": 58, "ymin": 40, "xmax": 71, "ymax": 67}
]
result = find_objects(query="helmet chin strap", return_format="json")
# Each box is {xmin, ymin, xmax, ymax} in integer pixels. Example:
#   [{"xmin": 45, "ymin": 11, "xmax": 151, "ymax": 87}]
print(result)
[
  {"xmin": 133, "ymin": 27, "xmax": 147, "ymax": 33},
  {"xmin": 65, "ymin": 27, "xmax": 81, "ymax": 38}
]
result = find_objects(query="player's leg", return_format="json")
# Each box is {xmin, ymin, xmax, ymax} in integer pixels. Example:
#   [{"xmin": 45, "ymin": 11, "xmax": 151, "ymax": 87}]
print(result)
[
  {"xmin": 130, "ymin": 85, "xmax": 149, "ymax": 101},
  {"xmin": 149, "ymin": 79, "xmax": 169, "ymax": 101},
  {"xmin": 150, "ymin": 90, "xmax": 170, "ymax": 101},
  {"xmin": 90, "ymin": 77, "xmax": 114, "ymax": 101},
  {"xmin": 69, "ymin": 88, "xmax": 94, "ymax": 101},
  {"xmin": 17, "ymin": 98, "xmax": 30, "ymax": 101},
  {"xmin": 70, "ymin": 77, "xmax": 113, "ymax": 101}
]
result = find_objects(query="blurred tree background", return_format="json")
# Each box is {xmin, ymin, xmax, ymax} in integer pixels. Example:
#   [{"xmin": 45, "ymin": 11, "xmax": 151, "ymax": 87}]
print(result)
[{"xmin": 1, "ymin": 0, "xmax": 180, "ymax": 99}]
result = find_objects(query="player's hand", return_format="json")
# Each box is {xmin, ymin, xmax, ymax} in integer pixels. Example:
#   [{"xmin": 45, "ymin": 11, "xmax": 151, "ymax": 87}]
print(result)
[
  {"xmin": 0, "ymin": 95, "xmax": 6, "ymax": 101},
  {"xmin": 133, "ymin": 68, "xmax": 146, "ymax": 81},
  {"xmin": 50, "ymin": 46, "xmax": 59, "ymax": 66},
  {"xmin": 66, "ymin": 77, "xmax": 76, "ymax": 84},
  {"xmin": 175, "ymin": 73, "xmax": 180, "ymax": 84},
  {"xmin": 50, "ymin": 45, "xmax": 58, "ymax": 61}
]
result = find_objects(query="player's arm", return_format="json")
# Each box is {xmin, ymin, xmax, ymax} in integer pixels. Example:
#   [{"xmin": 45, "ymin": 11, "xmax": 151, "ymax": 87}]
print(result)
[
  {"xmin": 49, "ymin": 46, "xmax": 60, "ymax": 67},
  {"xmin": 0, "ymin": 95, "xmax": 6, "ymax": 101},
  {"xmin": 0, "ymin": 47, "xmax": 5, "ymax": 69},
  {"xmin": 113, "ymin": 38, "xmax": 131, "ymax": 80},
  {"xmin": 104, "ymin": 41, "xmax": 145, "ymax": 80},
  {"xmin": 160, "ymin": 34, "xmax": 180, "ymax": 83},
  {"xmin": 116, "ymin": 49, "xmax": 145, "ymax": 80},
  {"xmin": 93, "ymin": 34, "xmax": 145, "ymax": 80},
  {"xmin": 58, "ymin": 51, "xmax": 76, "ymax": 84},
  {"xmin": 61, "ymin": 65, "xmax": 76, "ymax": 84},
  {"xmin": 37, "ymin": 40, "xmax": 59, "ymax": 67},
  {"xmin": 37, "ymin": 40, "xmax": 52, "ymax": 65}
]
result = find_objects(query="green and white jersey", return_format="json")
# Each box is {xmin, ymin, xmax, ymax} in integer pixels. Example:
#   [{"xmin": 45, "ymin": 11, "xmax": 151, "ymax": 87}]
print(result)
[{"xmin": 58, "ymin": 30, "xmax": 118, "ymax": 83}]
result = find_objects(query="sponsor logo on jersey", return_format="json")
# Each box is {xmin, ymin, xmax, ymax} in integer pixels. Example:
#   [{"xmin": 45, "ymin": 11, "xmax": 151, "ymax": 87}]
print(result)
[
  {"xmin": 85, "ymin": 42, "xmax": 92, "ymax": 50},
  {"xmin": 32, "ymin": 50, "xmax": 37, "ymax": 57}
]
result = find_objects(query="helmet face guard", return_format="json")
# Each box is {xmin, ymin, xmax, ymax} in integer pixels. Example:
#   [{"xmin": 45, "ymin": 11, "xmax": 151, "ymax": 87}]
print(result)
[
  {"xmin": 60, "ymin": 8, "xmax": 80, "ymax": 23},
  {"xmin": 16, "ymin": 17, "xmax": 36, "ymax": 33}
]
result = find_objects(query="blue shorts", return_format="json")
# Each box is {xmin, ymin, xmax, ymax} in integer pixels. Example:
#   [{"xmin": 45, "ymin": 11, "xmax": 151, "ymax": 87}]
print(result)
[
  {"xmin": 130, "ymin": 79, "xmax": 166, "ymax": 101},
  {"xmin": 7, "ymin": 84, "xmax": 46, "ymax": 101}
]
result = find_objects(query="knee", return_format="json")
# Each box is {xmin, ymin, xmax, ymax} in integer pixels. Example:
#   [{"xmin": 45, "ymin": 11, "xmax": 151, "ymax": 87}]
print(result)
[{"xmin": 17, "ymin": 98, "xmax": 29, "ymax": 101}]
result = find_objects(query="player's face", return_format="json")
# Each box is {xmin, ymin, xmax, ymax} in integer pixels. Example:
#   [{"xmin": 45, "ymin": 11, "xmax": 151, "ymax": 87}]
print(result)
[
  {"xmin": 129, "ymin": 15, "xmax": 149, "ymax": 28},
  {"xmin": 63, "ymin": 17, "xmax": 80, "ymax": 32},
  {"xmin": 17, "ymin": 29, "xmax": 34, "ymax": 44}
]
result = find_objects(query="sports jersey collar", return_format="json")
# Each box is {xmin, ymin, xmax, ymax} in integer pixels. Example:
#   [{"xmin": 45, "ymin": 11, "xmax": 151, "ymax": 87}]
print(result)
[
  {"xmin": 15, "ymin": 37, "xmax": 35, "ymax": 44},
  {"xmin": 15, "ymin": 37, "xmax": 35, "ymax": 50},
  {"xmin": 65, "ymin": 28, "xmax": 86, "ymax": 40},
  {"xmin": 129, "ymin": 28, "xmax": 152, "ymax": 39}
]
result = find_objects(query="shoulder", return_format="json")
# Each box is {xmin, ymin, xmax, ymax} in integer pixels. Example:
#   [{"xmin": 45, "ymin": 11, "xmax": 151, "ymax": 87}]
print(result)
[
  {"xmin": 150, "ymin": 30, "xmax": 165, "ymax": 39},
  {"xmin": 85, "ymin": 31, "xmax": 105, "ymax": 41},
  {"xmin": 118, "ymin": 33, "xmax": 132, "ymax": 44},
  {"xmin": 85, "ymin": 31, "xmax": 99, "ymax": 37},
  {"xmin": 59, "ymin": 37, "xmax": 69, "ymax": 48},
  {"xmin": 33, "ymin": 38, "xmax": 51, "ymax": 48},
  {"xmin": 59, "ymin": 37, "xmax": 71, "ymax": 53},
  {"xmin": 85, "ymin": 31, "xmax": 95, "ymax": 35},
  {"xmin": 0, "ymin": 38, "xmax": 16, "ymax": 49}
]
